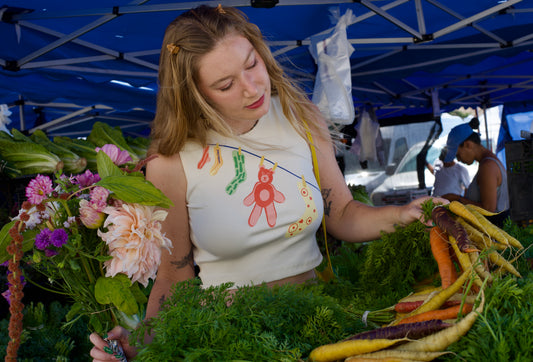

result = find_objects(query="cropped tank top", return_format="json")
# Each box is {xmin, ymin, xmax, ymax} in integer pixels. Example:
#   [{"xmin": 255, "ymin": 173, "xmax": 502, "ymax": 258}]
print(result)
[
  {"xmin": 179, "ymin": 96, "xmax": 324, "ymax": 288},
  {"xmin": 465, "ymin": 156, "xmax": 509, "ymax": 212}
]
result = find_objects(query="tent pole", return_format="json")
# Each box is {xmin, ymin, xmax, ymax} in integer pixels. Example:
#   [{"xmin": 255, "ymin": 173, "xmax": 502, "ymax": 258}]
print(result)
[
  {"xmin": 482, "ymin": 105, "xmax": 490, "ymax": 151},
  {"xmin": 18, "ymin": 95, "xmax": 25, "ymax": 131}
]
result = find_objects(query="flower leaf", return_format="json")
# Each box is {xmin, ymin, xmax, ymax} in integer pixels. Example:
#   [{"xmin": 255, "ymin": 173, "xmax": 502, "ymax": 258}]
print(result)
[
  {"xmin": 95, "ymin": 275, "xmax": 139, "ymax": 315},
  {"xmin": 96, "ymin": 150, "xmax": 123, "ymax": 178},
  {"xmin": 96, "ymin": 175, "xmax": 173, "ymax": 208},
  {"xmin": 0, "ymin": 220, "xmax": 38, "ymax": 264}
]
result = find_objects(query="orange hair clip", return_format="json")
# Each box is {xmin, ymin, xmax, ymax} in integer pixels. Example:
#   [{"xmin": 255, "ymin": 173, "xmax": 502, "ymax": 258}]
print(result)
[
  {"xmin": 166, "ymin": 43, "xmax": 180, "ymax": 55},
  {"xmin": 216, "ymin": 4, "xmax": 226, "ymax": 14}
]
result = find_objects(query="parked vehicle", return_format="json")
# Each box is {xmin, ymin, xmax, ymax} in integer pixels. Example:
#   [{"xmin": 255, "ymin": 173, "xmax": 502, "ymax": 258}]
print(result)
[{"xmin": 370, "ymin": 139, "xmax": 477, "ymax": 206}]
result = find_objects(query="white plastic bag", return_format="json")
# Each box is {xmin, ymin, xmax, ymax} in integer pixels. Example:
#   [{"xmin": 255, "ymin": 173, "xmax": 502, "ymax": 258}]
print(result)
[
  {"xmin": 310, "ymin": 8, "xmax": 355, "ymax": 125},
  {"xmin": 0, "ymin": 104, "xmax": 12, "ymax": 134}
]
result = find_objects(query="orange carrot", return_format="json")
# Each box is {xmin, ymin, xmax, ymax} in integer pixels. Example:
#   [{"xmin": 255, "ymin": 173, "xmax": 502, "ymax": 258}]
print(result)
[
  {"xmin": 429, "ymin": 226, "xmax": 458, "ymax": 289},
  {"xmin": 396, "ymin": 303, "xmax": 473, "ymax": 325}
]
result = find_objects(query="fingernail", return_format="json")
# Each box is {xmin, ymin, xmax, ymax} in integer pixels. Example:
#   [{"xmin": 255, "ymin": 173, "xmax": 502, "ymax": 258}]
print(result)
[{"xmin": 103, "ymin": 346, "xmax": 114, "ymax": 354}]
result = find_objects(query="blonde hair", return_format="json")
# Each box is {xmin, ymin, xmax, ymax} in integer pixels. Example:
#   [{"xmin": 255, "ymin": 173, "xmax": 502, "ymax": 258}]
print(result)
[{"xmin": 150, "ymin": 5, "xmax": 329, "ymax": 156}]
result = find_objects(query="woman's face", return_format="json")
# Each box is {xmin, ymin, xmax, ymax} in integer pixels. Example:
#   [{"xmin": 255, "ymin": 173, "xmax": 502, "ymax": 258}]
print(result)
[
  {"xmin": 456, "ymin": 142, "xmax": 475, "ymax": 165},
  {"xmin": 197, "ymin": 34, "xmax": 271, "ymax": 134}
]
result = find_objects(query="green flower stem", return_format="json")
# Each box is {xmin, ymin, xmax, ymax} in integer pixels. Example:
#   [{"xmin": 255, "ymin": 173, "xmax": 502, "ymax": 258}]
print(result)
[{"xmin": 81, "ymin": 256, "xmax": 95, "ymax": 285}]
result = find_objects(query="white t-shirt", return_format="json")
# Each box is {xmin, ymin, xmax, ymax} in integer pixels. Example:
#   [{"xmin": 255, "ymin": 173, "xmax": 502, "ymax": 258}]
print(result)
[
  {"xmin": 431, "ymin": 159, "xmax": 471, "ymax": 197},
  {"xmin": 179, "ymin": 96, "xmax": 323, "ymax": 288}
]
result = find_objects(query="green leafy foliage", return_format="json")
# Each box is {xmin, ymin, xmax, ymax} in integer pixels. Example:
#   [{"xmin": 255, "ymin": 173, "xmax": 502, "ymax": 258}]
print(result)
[
  {"xmin": 0, "ymin": 301, "xmax": 92, "ymax": 361},
  {"xmin": 357, "ymin": 221, "xmax": 439, "ymax": 308},
  {"xmin": 441, "ymin": 274, "xmax": 533, "ymax": 361},
  {"xmin": 133, "ymin": 279, "xmax": 366, "ymax": 361}
]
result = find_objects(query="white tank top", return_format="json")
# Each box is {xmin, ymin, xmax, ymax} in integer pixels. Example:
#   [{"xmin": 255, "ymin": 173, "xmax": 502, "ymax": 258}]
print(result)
[{"xmin": 179, "ymin": 96, "xmax": 324, "ymax": 287}]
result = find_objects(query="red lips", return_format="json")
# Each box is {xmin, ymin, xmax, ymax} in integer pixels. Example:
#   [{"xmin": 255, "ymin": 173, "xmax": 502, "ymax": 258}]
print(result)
[{"xmin": 246, "ymin": 95, "xmax": 265, "ymax": 109}]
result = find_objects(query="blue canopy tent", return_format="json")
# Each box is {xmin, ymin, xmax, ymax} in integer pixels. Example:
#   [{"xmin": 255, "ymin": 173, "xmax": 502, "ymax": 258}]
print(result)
[{"xmin": 1, "ymin": 0, "xmax": 533, "ymax": 138}]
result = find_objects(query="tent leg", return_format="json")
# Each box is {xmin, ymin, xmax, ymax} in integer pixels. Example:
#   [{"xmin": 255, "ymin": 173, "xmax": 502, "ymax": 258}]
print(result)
[
  {"xmin": 482, "ymin": 105, "xmax": 490, "ymax": 151},
  {"xmin": 18, "ymin": 94, "xmax": 25, "ymax": 131}
]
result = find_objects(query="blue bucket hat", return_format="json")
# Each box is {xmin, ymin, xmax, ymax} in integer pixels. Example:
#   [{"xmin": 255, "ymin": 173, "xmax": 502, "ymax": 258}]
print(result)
[{"xmin": 444, "ymin": 123, "xmax": 475, "ymax": 162}]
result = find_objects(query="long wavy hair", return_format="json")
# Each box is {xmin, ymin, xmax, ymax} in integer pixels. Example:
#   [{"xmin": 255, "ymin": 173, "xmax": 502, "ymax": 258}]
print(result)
[{"xmin": 149, "ymin": 5, "xmax": 329, "ymax": 156}]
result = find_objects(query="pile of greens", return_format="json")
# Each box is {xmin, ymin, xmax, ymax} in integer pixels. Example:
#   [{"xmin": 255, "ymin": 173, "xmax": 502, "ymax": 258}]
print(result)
[{"xmin": 132, "ymin": 279, "xmax": 367, "ymax": 361}]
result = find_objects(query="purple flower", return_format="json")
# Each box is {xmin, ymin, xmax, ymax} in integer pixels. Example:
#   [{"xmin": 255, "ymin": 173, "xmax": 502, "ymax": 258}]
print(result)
[
  {"xmin": 50, "ymin": 229, "xmax": 68, "ymax": 248},
  {"xmin": 26, "ymin": 174, "xmax": 53, "ymax": 205},
  {"xmin": 35, "ymin": 228, "xmax": 52, "ymax": 250},
  {"xmin": 45, "ymin": 249, "xmax": 58, "ymax": 257},
  {"xmin": 2, "ymin": 275, "xmax": 25, "ymax": 306},
  {"xmin": 2, "ymin": 289, "xmax": 11, "ymax": 305},
  {"xmin": 74, "ymin": 169, "xmax": 101, "ymax": 188}
]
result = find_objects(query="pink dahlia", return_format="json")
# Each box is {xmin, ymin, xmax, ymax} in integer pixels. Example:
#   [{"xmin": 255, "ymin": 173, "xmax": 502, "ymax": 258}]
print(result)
[
  {"xmin": 98, "ymin": 203, "xmax": 172, "ymax": 287},
  {"xmin": 26, "ymin": 175, "xmax": 53, "ymax": 205}
]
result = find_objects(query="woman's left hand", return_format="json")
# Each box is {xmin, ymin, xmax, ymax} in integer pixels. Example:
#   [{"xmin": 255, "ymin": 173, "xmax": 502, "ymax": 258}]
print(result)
[{"xmin": 400, "ymin": 196, "xmax": 449, "ymax": 226}]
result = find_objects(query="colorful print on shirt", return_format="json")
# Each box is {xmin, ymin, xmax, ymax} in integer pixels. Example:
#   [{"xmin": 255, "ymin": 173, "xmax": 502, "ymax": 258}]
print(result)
[
  {"xmin": 285, "ymin": 176, "xmax": 318, "ymax": 237},
  {"xmin": 243, "ymin": 162, "xmax": 285, "ymax": 227}
]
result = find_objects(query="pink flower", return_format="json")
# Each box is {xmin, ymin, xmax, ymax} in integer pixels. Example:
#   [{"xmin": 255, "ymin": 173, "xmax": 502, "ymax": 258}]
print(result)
[
  {"xmin": 98, "ymin": 203, "xmax": 172, "ymax": 287},
  {"xmin": 89, "ymin": 186, "xmax": 110, "ymax": 212},
  {"xmin": 79, "ymin": 199, "xmax": 106, "ymax": 229},
  {"xmin": 95, "ymin": 144, "xmax": 132, "ymax": 166},
  {"xmin": 26, "ymin": 175, "xmax": 53, "ymax": 205}
]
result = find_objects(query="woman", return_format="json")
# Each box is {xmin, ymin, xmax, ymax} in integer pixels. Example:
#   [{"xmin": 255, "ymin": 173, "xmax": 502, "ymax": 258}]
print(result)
[
  {"xmin": 441, "ymin": 120, "xmax": 509, "ymax": 215},
  {"xmin": 89, "ymin": 5, "xmax": 440, "ymax": 360}
]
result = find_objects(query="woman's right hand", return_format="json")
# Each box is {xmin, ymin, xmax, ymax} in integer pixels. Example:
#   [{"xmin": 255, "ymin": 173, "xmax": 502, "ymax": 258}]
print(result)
[{"xmin": 89, "ymin": 326, "xmax": 137, "ymax": 361}]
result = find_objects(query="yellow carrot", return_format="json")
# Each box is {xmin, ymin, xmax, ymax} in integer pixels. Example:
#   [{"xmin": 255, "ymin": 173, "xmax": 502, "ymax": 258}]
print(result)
[
  {"xmin": 467, "ymin": 251, "xmax": 493, "ymax": 284},
  {"xmin": 463, "ymin": 204, "xmax": 499, "ymax": 216},
  {"xmin": 345, "ymin": 350, "xmax": 451, "ymax": 361},
  {"xmin": 464, "ymin": 205, "xmax": 510, "ymax": 247},
  {"xmin": 487, "ymin": 249, "xmax": 521, "ymax": 278},
  {"xmin": 498, "ymin": 228, "xmax": 524, "ymax": 250},
  {"xmin": 308, "ymin": 338, "xmax": 403, "ymax": 362},
  {"xmin": 455, "ymin": 217, "xmax": 506, "ymax": 251},
  {"xmin": 449, "ymin": 236, "xmax": 483, "ymax": 288},
  {"xmin": 391, "ymin": 266, "xmax": 473, "ymax": 325},
  {"xmin": 393, "ymin": 290, "xmax": 485, "ymax": 352},
  {"xmin": 449, "ymin": 201, "xmax": 488, "ymax": 235}
]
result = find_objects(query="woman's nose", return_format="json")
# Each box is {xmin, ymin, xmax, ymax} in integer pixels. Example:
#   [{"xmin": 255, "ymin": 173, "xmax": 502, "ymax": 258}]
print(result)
[{"xmin": 242, "ymin": 73, "xmax": 258, "ymax": 97}]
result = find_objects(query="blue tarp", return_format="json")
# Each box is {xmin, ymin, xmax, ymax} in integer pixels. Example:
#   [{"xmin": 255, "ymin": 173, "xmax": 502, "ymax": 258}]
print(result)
[{"xmin": 1, "ymin": 0, "xmax": 533, "ymax": 137}]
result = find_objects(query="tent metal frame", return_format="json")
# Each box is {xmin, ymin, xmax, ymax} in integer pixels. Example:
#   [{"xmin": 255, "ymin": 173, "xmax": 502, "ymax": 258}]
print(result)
[{"xmin": 1, "ymin": 0, "xmax": 533, "ymax": 133}]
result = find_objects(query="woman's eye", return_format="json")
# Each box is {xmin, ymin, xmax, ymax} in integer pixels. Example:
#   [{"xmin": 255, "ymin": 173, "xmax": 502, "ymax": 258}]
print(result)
[
  {"xmin": 220, "ymin": 82, "xmax": 232, "ymax": 91},
  {"xmin": 247, "ymin": 59, "xmax": 257, "ymax": 69}
]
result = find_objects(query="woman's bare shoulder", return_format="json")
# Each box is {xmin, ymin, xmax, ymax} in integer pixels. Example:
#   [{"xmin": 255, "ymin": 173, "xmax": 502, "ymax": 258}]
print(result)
[{"xmin": 146, "ymin": 153, "xmax": 184, "ymax": 183}]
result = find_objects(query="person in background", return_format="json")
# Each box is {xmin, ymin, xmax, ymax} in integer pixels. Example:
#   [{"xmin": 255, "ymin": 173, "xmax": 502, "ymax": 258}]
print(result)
[
  {"xmin": 441, "ymin": 119, "xmax": 509, "ymax": 218},
  {"xmin": 89, "ymin": 5, "xmax": 444, "ymax": 361},
  {"xmin": 426, "ymin": 148, "xmax": 471, "ymax": 197}
]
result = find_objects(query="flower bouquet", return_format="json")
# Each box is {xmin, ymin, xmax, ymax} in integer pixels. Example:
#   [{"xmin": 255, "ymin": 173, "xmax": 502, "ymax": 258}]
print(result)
[{"xmin": 1, "ymin": 144, "xmax": 173, "ymax": 360}]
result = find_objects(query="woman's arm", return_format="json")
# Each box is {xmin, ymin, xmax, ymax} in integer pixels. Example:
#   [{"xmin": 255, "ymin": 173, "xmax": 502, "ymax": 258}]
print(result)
[
  {"xmin": 145, "ymin": 153, "xmax": 196, "ymax": 322},
  {"xmin": 311, "ymin": 115, "xmax": 437, "ymax": 242},
  {"xmin": 475, "ymin": 158, "xmax": 502, "ymax": 212}
]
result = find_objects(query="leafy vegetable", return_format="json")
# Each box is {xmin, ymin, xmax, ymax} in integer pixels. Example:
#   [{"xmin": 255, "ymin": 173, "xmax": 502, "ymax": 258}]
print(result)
[
  {"xmin": 30, "ymin": 129, "xmax": 87, "ymax": 174},
  {"xmin": 0, "ymin": 132, "xmax": 63, "ymax": 175},
  {"xmin": 87, "ymin": 122, "xmax": 140, "ymax": 164},
  {"xmin": 133, "ymin": 279, "xmax": 365, "ymax": 361}
]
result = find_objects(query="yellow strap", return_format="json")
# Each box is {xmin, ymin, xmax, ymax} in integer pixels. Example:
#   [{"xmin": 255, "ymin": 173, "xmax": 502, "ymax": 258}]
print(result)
[{"xmin": 303, "ymin": 120, "xmax": 335, "ymax": 282}]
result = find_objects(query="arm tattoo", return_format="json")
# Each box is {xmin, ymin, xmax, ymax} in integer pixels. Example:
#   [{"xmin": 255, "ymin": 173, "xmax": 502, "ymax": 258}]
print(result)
[
  {"xmin": 170, "ymin": 248, "xmax": 194, "ymax": 270},
  {"xmin": 321, "ymin": 188, "xmax": 332, "ymax": 217},
  {"xmin": 159, "ymin": 294, "xmax": 166, "ymax": 308}
]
